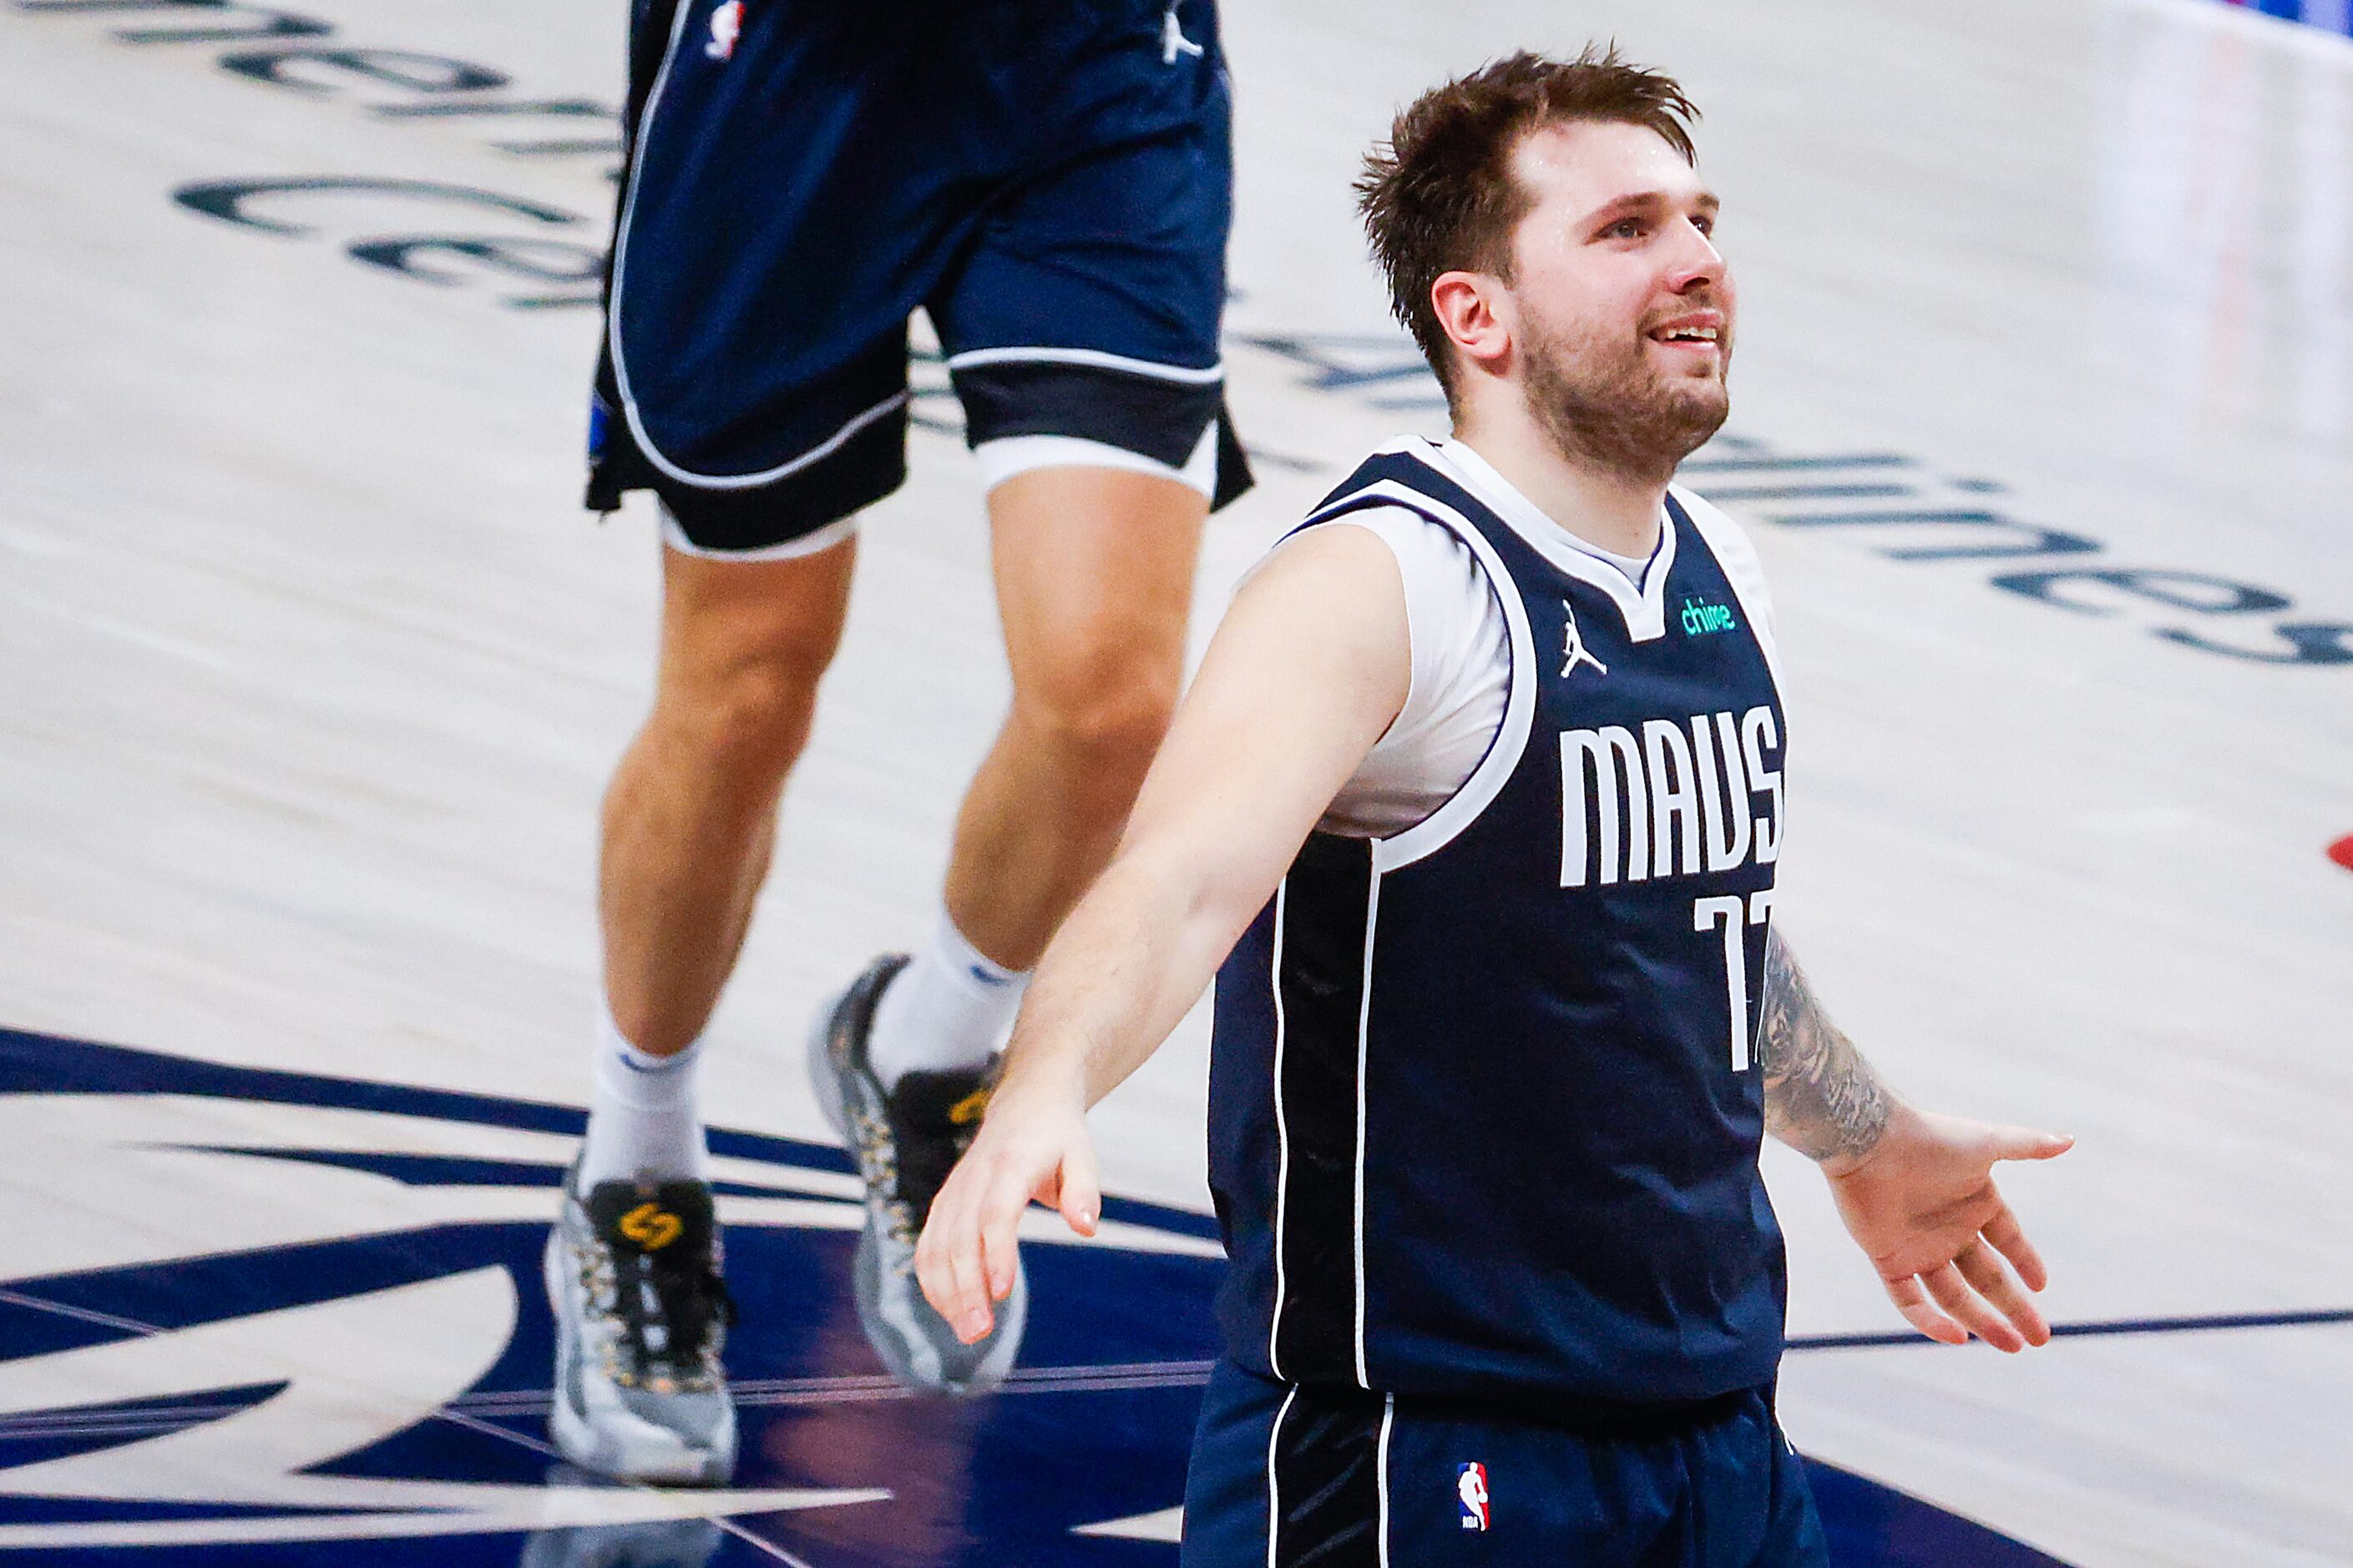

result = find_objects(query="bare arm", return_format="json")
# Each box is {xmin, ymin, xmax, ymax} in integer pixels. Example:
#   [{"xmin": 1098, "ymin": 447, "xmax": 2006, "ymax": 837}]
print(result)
[
  {"xmin": 1758, "ymin": 927, "xmax": 2073, "ymax": 1350},
  {"xmin": 915, "ymin": 524, "xmax": 1414, "ymax": 1341}
]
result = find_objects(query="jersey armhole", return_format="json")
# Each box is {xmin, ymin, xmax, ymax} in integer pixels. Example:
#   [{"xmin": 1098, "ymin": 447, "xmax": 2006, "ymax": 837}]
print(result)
[
  {"xmin": 1672, "ymin": 487, "xmax": 1786, "ymax": 703},
  {"xmin": 1293, "ymin": 482, "xmax": 1540, "ymax": 874},
  {"xmin": 1272, "ymin": 513, "xmax": 1427, "ymax": 751}
]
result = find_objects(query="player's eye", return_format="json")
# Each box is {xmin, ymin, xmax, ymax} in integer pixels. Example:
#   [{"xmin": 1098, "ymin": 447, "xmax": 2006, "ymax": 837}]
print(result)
[
  {"xmin": 1602, "ymin": 217, "xmax": 1646, "ymax": 241},
  {"xmin": 1691, "ymin": 214, "xmax": 1715, "ymax": 237}
]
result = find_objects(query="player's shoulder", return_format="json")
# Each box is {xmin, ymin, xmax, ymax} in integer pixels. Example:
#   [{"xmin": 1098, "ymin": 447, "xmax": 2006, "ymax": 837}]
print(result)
[
  {"xmin": 1258, "ymin": 503, "xmax": 1468, "ymax": 602},
  {"xmin": 1668, "ymin": 483, "xmax": 1764, "ymax": 573},
  {"xmin": 1308, "ymin": 434, "xmax": 1450, "ymax": 508},
  {"xmin": 1668, "ymin": 482, "xmax": 1777, "ymax": 635}
]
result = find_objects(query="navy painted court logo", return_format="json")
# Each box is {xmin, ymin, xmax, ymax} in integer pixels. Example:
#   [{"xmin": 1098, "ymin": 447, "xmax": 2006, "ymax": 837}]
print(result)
[
  {"xmin": 0, "ymin": 1028, "xmax": 2067, "ymax": 1565},
  {"xmin": 0, "ymin": 1028, "xmax": 1220, "ymax": 1564}
]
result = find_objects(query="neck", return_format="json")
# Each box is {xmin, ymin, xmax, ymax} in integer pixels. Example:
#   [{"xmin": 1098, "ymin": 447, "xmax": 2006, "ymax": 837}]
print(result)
[{"xmin": 1450, "ymin": 406, "xmax": 1669, "ymax": 559}]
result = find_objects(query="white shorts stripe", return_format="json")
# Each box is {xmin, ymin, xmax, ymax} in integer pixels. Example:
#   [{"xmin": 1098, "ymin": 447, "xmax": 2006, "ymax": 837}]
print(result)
[
  {"xmin": 944, "ymin": 345, "xmax": 1226, "ymax": 383},
  {"xmin": 972, "ymin": 425, "xmax": 1217, "ymax": 499},
  {"xmin": 1263, "ymin": 1383, "xmax": 1299, "ymax": 1568},
  {"xmin": 659, "ymin": 505, "xmax": 857, "ymax": 563}
]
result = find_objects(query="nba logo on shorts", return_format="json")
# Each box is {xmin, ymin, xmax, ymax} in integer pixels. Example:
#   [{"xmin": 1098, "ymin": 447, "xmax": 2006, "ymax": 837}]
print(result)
[
  {"xmin": 706, "ymin": 0, "xmax": 741, "ymax": 61},
  {"xmin": 1456, "ymin": 1462, "xmax": 1490, "ymax": 1531}
]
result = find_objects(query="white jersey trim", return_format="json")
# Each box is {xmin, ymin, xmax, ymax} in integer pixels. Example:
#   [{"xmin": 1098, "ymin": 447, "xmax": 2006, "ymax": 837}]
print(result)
[
  {"xmin": 1287, "ymin": 464, "xmax": 1535, "ymax": 876},
  {"xmin": 1673, "ymin": 484, "xmax": 1785, "ymax": 695},
  {"xmin": 1265, "ymin": 879, "xmax": 1293, "ymax": 1382},
  {"xmin": 1422, "ymin": 437, "xmax": 1680, "ymax": 643},
  {"xmin": 1674, "ymin": 485, "xmax": 1789, "ymax": 852},
  {"xmin": 1352, "ymin": 870, "xmax": 1381, "ymax": 1391}
]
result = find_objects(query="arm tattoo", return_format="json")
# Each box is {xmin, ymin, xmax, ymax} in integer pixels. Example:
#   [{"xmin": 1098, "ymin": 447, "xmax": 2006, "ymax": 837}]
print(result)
[{"xmin": 1758, "ymin": 929, "xmax": 1894, "ymax": 1165}]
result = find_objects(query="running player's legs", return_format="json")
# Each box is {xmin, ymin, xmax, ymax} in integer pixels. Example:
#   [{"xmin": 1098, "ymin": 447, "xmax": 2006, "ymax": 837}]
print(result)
[
  {"xmin": 921, "ymin": 16, "xmax": 1246, "ymax": 973},
  {"xmin": 580, "ymin": 0, "xmax": 957, "ymax": 1083},
  {"xmin": 944, "ymin": 468, "xmax": 1203, "ymax": 969},
  {"xmin": 804, "ymin": 2, "xmax": 1245, "ymax": 1395},
  {"xmin": 554, "ymin": 0, "xmax": 1001, "ymax": 1477},
  {"xmin": 600, "ymin": 540, "xmax": 857, "ymax": 1060}
]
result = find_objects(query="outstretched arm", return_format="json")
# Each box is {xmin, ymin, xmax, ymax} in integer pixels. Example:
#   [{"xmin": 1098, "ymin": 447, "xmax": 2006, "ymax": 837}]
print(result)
[
  {"xmin": 913, "ymin": 525, "xmax": 1416, "ymax": 1346},
  {"xmin": 1758, "ymin": 929, "xmax": 2073, "ymax": 1352}
]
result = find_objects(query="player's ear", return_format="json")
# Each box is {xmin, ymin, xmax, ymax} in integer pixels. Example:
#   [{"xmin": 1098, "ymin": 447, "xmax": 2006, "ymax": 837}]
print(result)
[{"xmin": 1430, "ymin": 271, "xmax": 1511, "ymax": 379}]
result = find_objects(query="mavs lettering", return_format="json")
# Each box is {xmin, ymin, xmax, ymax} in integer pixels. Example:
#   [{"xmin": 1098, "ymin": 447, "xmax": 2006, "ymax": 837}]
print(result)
[{"xmin": 1559, "ymin": 706, "xmax": 1781, "ymax": 887}]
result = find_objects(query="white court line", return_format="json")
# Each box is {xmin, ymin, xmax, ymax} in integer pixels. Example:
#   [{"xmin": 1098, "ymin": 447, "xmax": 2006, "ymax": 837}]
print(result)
[{"xmin": 0, "ymin": 1285, "xmax": 823, "ymax": 1568}]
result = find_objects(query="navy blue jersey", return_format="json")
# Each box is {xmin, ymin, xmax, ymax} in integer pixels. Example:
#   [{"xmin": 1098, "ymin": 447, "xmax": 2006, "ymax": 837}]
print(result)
[{"xmin": 1209, "ymin": 438, "xmax": 1790, "ymax": 1409}]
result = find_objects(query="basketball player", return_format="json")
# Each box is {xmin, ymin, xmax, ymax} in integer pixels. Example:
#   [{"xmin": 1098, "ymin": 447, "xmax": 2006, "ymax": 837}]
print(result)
[
  {"xmin": 915, "ymin": 49, "xmax": 2072, "ymax": 1561},
  {"xmin": 543, "ymin": 0, "xmax": 1252, "ymax": 1483}
]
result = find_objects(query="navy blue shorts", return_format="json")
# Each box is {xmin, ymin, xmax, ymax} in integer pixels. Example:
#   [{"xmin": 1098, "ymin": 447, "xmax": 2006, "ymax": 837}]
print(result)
[
  {"xmin": 1183, "ymin": 1361, "xmax": 1829, "ymax": 1567},
  {"xmin": 585, "ymin": 0, "xmax": 1251, "ymax": 554}
]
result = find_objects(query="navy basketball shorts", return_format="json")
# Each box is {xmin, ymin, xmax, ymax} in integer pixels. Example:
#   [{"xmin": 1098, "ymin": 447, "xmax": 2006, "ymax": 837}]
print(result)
[
  {"xmin": 1184, "ymin": 1361, "xmax": 1829, "ymax": 1567},
  {"xmin": 584, "ymin": 0, "xmax": 1251, "ymax": 559}
]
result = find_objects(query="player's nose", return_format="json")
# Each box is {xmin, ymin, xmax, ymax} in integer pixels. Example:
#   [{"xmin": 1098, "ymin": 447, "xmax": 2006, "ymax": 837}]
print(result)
[{"xmin": 1662, "ymin": 217, "xmax": 1726, "ymax": 294}]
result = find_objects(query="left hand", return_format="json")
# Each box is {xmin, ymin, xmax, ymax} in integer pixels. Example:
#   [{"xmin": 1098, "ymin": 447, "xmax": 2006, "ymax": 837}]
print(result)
[{"xmin": 1824, "ymin": 1105, "xmax": 2072, "ymax": 1352}]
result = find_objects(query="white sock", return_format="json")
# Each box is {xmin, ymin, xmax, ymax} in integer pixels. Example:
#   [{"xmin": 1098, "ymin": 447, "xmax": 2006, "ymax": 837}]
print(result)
[
  {"xmin": 865, "ymin": 909, "xmax": 1030, "ymax": 1086},
  {"xmin": 577, "ymin": 1008, "xmax": 711, "ymax": 1189}
]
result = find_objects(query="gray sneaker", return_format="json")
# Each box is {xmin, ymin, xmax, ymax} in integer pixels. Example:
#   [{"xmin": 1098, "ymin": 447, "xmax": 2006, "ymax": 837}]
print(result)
[
  {"xmin": 544, "ymin": 1166, "xmax": 738, "ymax": 1485},
  {"xmin": 807, "ymin": 953, "xmax": 1026, "ymax": 1394}
]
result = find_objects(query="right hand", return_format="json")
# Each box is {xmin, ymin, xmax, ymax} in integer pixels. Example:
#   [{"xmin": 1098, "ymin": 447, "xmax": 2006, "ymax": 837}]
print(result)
[{"xmin": 913, "ymin": 1069, "xmax": 1101, "ymax": 1344}]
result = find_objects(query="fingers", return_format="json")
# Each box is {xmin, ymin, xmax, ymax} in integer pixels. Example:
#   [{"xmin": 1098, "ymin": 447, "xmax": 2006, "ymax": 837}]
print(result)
[
  {"xmin": 1922, "ymin": 1259, "xmax": 2025, "ymax": 1353},
  {"xmin": 1990, "ymin": 1125, "xmax": 2074, "ymax": 1163},
  {"xmin": 915, "ymin": 1120, "xmax": 1104, "ymax": 1343},
  {"xmin": 1056, "ymin": 1137, "xmax": 1101, "ymax": 1238},
  {"xmin": 914, "ymin": 1164, "xmax": 997, "ymax": 1346},
  {"xmin": 1882, "ymin": 1272, "xmax": 1967, "ymax": 1346},
  {"xmin": 976, "ymin": 1173, "xmax": 1031, "ymax": 1312},
  {"xmin": 1956, "ymin": 1238, "xmax": 2048, "ymax": 1346},
  {"xmin": 1979, "ymin": 1203, "xmax": 2049, "ymax": 1293}
]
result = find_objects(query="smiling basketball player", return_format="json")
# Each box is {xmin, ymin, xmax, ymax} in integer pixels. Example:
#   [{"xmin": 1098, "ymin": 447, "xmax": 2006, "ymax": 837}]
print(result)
[{"xmin": 915, "ymin": 48, "xmax": 2071, "ymax": 1563}]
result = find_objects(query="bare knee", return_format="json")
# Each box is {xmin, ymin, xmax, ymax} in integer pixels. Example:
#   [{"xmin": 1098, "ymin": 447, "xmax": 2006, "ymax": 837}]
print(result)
[
  {"xmin": 1011, "ymin": 631, "xmax": 1182, "ymax": 794},
  {"xmin": 662, "ymin": 648, "xmax": 827, "ymax": 786},
  {"xmin": 645, "ymin": 547, "xmax": 853, "ymax": 789}
]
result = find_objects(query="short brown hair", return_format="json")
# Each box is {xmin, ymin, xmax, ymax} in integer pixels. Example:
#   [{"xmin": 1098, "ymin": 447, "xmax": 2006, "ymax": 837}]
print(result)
[{"xmin": 1357, "ymin": 48, "xmax": 1701, "ymax": 403}]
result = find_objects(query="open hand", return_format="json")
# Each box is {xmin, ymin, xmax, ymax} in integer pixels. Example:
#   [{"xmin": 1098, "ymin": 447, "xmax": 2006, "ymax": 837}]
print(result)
[
  {"xmin": 1824, "ymin": 1105, "xmax": 2072, "ymax": 1352},
  {"xmin": 914, "ymin": 1070, "xmax": 1100, "ymax": 1345}
]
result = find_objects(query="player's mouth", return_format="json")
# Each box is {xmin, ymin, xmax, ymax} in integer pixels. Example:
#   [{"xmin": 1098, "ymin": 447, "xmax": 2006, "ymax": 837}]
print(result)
[{"xmin": 1646, "ymin": 311, "xmax": 1726, "ymax": 358}]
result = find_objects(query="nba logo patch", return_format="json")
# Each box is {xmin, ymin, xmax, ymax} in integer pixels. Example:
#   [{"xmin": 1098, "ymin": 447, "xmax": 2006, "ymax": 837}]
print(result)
[
  {"xmin": 1456, "ymin": 1462, "xmax": 1490, "ymax": 1531},
  {"xmin": 705, "ymin": 0, "xmax": 741, "ymax": 60}
]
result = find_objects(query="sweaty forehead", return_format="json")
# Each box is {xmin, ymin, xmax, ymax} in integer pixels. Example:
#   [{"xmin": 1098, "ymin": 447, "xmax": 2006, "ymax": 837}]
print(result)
[{"xmin": 1509, "ymin": 119, "xmax": 1707, "ymax": 215}]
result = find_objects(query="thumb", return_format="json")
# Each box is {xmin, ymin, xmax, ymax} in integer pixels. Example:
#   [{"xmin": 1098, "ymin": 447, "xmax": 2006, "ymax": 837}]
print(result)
[
  {"xmin": 1991, "ymin": 1125, "xmax": 2073, "ymax": 1163},
  {"xmin": 1058, "ymin": 1136, "xmax": 1101, "ymax": 1237}
]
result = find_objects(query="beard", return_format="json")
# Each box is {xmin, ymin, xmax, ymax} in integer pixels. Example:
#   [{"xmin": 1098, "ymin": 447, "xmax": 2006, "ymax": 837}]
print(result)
[{"xmin": 1518, "ymin": 301, "xmax": 1731, "ymax": 486}]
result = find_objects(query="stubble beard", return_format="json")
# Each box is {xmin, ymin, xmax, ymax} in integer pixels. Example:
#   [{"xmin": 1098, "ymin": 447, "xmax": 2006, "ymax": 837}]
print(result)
[{"xmin": 1518, "ymin": 304, "xmax": 1731, "ymax": 487}]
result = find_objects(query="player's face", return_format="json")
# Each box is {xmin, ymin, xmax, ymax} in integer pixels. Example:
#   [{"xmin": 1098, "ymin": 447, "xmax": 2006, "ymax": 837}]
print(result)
[{"xmin": 1500, "ymin": 119, "xmax": 1734, "ymax": 479}]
